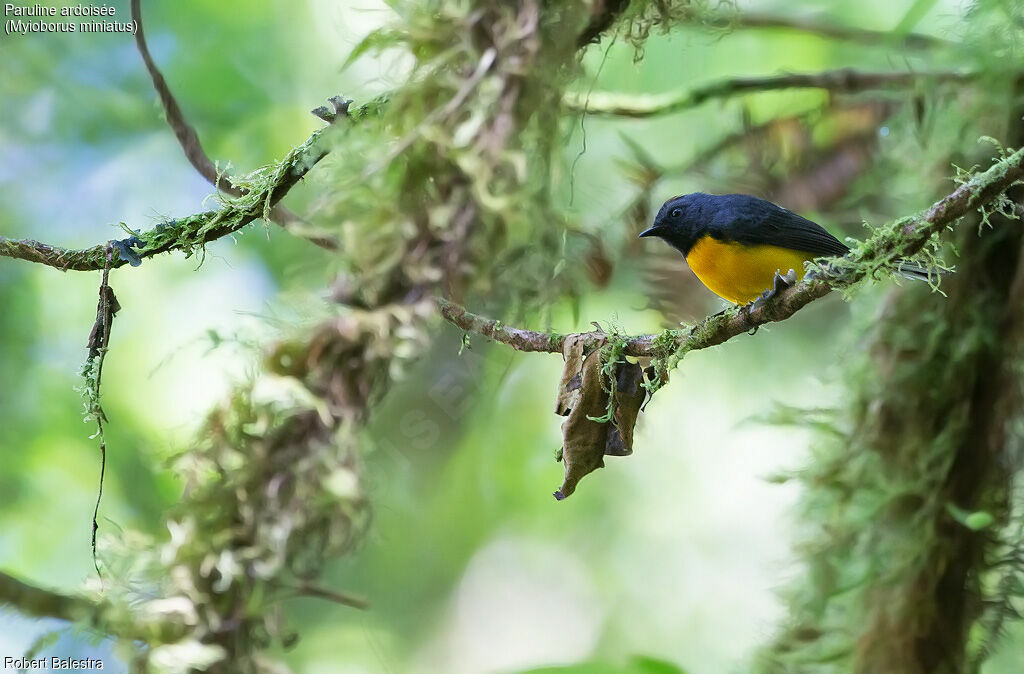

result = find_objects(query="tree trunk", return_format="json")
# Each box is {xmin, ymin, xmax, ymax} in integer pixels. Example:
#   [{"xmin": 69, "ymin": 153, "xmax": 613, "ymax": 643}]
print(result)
[{"xmin": 768, "ymin": 97, "xmax": 1024, "ymax": 674}]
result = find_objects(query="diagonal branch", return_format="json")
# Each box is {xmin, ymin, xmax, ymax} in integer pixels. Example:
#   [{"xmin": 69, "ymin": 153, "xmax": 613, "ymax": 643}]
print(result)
[
  {"xmin": 0, "ymin": 570, "xmax": 184, "ymax": 643},
  {"xmin": 0, "ymin": 570, "xmax": 102, "ymax": 624},
  {"xmin": 130, "ymin": 0, "xmax": 336, "ymax": 250},
  {"xmin": 286, "ymin": 583, "xmax": 370, "ymax": 610},
  {"xmin": 0, "ymin": 106, "xmax": 376, "ymax": 272},
  {"xmin": 130, "ymin": 0, "xmax": 236, "ymax": 197},
  {"xmin": 0, "ymin": 154, "xmax": 321, "ymax": 271},
  {"xmin": 3, "ymin": 0, "xmax": 640, "ymax": 275},
  {"xmin": 439, "ymin": 144, "xmax": 1024, "ymax": 359},
  {"xmin": 564, "ymin": 68, "xmax": 974, "ymax": 118}
]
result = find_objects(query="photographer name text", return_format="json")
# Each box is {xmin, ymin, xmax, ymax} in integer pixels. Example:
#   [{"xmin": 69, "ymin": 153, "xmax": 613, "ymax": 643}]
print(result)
[{"xmin": 4, "ymin": 656, "xmax": 104, "ymax": 670}]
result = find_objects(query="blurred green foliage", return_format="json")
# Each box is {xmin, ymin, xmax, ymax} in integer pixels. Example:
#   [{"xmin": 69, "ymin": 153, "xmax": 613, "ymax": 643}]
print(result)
[{"xmin": 3, "ymin": 0, "xmax": 1024, "ymax": 673}]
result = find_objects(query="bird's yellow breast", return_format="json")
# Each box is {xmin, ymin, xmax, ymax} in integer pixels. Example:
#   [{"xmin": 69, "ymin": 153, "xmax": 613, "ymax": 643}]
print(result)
[{"xmin": 685, "ymin": 236, "xmax": 814, "ymax": 305}]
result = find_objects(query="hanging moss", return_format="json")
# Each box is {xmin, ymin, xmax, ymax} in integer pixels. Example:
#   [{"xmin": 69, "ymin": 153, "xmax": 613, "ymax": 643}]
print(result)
[{"xmin": 761, "ymin": 159, "xmax": 1024, "ymax": 674}]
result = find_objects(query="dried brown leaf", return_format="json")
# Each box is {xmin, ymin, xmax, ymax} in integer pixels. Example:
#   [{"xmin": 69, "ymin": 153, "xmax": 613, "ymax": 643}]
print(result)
[
  {"xmin": 605, "ymin": 360, "xmax": 644, "ymax": 456},
  {"xmin": 554, "ymin": 335, "xmax": 609, "ymax": 500}
]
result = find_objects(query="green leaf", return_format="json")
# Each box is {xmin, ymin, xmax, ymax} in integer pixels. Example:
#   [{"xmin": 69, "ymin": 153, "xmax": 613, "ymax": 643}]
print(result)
[
  {"xmin": 964, "ymin": 511, "xmax": 995, "ymax": 531},
  {"xmin": 945, "ymin": 503, "xmax": 995, "ymax": 531},
  {"xmin": 342, "ymin": 28, "xmax": 401, "ymax": 71},
  {"xmin": 517, "ymin": 665, "xmax": 621, "ymax": 674},
  {"xmin": 629, "ymin": 655, "xmax": 688, "ymax": 674}
]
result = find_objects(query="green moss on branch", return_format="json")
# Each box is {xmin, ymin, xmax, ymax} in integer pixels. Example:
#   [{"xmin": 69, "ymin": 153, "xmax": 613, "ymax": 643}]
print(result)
[
  {"xmin": 0, "ymin": 96, "xmax": 389, "ymax": 273},
  {"xmin": 438, "ymin": 144, "xmax": 1024, "ymax": 372}
]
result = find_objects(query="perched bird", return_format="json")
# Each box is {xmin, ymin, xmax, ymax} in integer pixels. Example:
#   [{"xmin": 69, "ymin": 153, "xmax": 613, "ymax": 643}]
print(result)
[{"xmin": 639, "ymin": 193, "xmax": 934, "ymax": 305}]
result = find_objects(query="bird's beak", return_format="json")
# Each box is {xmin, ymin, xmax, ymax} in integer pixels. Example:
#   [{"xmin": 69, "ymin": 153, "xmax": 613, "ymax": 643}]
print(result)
[{"xmin": 638, "ymin": 226, "xmax": 658, "ymax": 238}]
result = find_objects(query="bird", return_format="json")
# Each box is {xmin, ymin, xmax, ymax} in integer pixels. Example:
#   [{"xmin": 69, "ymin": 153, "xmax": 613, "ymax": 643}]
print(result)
[{"xmin": 639, "ymin": 192, "xmax": 935, "ymax": 305}]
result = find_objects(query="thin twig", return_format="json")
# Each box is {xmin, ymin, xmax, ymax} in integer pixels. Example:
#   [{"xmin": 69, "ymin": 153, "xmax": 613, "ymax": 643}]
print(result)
[
  {"xmin": 286, "ymin": 583, "xmax": 370, "ymax": 610},
  {"xmin": 130, "ymin": 0, "xmax": 336, "ymax": 250},
  {"xmin": 86, "ymin": 247, "xmax": 118, "ymax": 580},
  {"xmin": 711, "ymin": 12, "xmax": 950, "ymax": 49},
  {"xmin": 564, "ymin": 68, "xmax": 974, "ymax": 118}
]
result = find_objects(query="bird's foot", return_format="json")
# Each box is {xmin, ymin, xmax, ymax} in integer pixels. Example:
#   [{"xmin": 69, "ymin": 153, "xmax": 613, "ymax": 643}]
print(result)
[
  {"xmin": 311, "ymin": 95, "xmax": 352, "ymax": 124},
  {"xmin": 751, "ymin": 268, "xmax": 798, "ymax": 312},
  {"xmin": 111, "ymin": 234, "xmax": 145, "ymax": 267}
]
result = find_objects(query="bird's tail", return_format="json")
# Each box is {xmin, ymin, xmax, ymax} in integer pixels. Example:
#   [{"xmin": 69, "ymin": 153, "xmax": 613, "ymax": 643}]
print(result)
[{"xmin": 895, "ymin": 260, "xmax": 950, "ymax": 283}]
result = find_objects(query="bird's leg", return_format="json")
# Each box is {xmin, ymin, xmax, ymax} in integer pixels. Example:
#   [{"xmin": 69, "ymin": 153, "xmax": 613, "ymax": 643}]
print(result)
[{"xmin": 751, "ymin": 268, "xmax": 799, "ymax": 312}]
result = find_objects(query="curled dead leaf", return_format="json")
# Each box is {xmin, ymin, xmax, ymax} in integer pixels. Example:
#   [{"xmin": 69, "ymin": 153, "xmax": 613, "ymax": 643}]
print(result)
[{"xmin": 552, "ymin": 338, "xmax": 665, "ymax": 500}]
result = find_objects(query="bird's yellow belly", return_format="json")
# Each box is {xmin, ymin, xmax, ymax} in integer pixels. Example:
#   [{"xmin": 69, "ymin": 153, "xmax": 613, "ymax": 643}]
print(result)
[{"xmin": 685, "ymin": 236, "xmax": 813, "ymax": 305}]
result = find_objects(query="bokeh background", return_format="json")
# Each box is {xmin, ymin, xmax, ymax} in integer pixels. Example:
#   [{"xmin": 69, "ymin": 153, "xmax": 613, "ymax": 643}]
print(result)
[{"xmin": 2, "ymin": 1, "xmax": 1018, "ymax": 673}]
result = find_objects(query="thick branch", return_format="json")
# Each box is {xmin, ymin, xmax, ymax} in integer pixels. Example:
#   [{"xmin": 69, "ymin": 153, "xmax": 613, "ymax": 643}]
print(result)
[
  {"xmin": 440, "ymin": 145, "xmax": 1024, "ymax": 358},
  {"xmin": 0, "ymin": 571, "xmax": 184, "ymax": 643},
  {"xmin": 0, "ymin": 571, "xmax": 99, "ymax": 623},
  {"xmin": 565, "ymin": 69, "xmax": 973, "ymax": 118}
]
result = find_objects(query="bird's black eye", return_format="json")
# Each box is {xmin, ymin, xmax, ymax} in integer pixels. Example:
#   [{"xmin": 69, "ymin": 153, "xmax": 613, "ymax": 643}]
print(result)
[{"xmin": 670, "ymin": 208, "xmax": 682, "ymax": 218}]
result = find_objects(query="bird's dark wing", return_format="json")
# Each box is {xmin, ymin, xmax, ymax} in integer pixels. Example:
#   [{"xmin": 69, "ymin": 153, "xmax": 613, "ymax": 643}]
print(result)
[{"xmin": 713, "ymin": 196, "xmax": 849, "ymax": 257}]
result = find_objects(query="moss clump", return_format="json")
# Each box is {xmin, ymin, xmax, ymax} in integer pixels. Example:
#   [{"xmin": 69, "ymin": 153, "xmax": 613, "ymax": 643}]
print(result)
[
  {"xmin": 644, "ymin": 328, "xmax": 684, "ymax": 394},
  {"xmin": 587, "ymin": 335, "xmax": 629, "ymax": 424}
]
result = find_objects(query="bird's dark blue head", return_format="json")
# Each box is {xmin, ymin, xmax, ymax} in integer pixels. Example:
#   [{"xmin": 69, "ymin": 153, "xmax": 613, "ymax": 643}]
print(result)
[{"xmin": 639, "ymin": 193, "xmax": 708, "ymax": 255}]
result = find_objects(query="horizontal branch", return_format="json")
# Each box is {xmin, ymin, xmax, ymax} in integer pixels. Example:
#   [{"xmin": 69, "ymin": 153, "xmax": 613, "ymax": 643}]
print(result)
[
  {"xmin": 438, "ymin": 299, "xmax": 568, "ymax": 352},
  {"xmin": 713, "ymin": 12, "xmax": 950, "ymax": 49},
  {"xmin": 565, "ymin": 69, "xmax": 973, "ymax": 118},
  {"xmin": 440, "ymin": 145, "xmax": 1024, "ymax": 359}
]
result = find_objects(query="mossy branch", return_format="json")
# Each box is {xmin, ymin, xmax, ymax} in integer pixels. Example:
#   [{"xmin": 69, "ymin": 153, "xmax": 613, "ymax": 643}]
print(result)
[
  {"xmin": 0, "ymin": 570, "xmax": 185, "ymax": 643},
  {"xmin": 564, "ymin": 68, "xmax": 974, "ymax": 118},
  {"xmin": 129, "ymin": 0, "xmax": 337, "ymax": 250},
  {"xmin": 439, "ymin": 144, "xmax": 1024, "ymax": 362},
  {"xmin": 0, "ymin": 570, "xmax": 103, "ymax": 624},
  {"xmin": 0, "ymin": 98, "xmax": 387, "ymax": 272}
]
